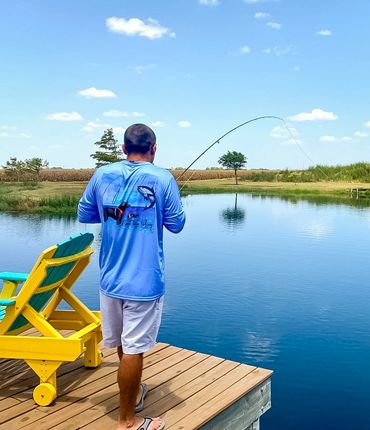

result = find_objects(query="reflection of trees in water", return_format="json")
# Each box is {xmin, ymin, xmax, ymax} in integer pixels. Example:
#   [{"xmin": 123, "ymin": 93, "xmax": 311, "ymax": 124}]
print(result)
[
  {"xmin": 250, "ymin": 193, "xmax": 370, "ymax": 209},
  {"xmin": 220, "ymin": 194, "xmax": 246, "ymax": 228}
]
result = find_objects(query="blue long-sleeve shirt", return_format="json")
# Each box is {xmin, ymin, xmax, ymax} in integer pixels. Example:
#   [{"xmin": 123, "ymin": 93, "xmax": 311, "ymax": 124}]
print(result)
[{"xmin": 78, "ymin": 160, "xmax": 185, "ymax": 301}]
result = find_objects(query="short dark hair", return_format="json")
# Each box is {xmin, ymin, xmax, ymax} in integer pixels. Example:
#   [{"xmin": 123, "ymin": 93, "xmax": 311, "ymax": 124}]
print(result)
[{"xmin": 124, "ymin": 124, "xmax": 156, "ymax": 154}]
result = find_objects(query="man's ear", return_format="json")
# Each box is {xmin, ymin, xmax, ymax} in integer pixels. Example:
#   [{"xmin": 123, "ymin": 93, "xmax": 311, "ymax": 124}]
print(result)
[
  {"xmin": 151, "ymin": 144, "xmax": 157, "ymax": 155},
  {"xmin": 122, "ymin": 144, "xmax": 128, "ymax": 155}
]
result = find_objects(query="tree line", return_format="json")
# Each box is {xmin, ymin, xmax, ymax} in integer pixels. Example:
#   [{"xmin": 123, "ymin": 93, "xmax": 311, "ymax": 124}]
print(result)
[
  {"xmin": 1, "ymin": 128, "xmax": 248, "ymax": 184},
  {"xmin": 2, "ymin": 157, "xmax": 49, "ymax": 182},
  {"xmin": 91, "ymin": 129, "xmax": 248, "ymax": 185}
]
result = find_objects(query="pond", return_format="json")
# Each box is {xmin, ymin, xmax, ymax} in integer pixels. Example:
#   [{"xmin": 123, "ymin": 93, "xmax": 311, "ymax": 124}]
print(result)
[{"xmin": 1, "ymin": 193, "xmax": 370, "ymax": 430}]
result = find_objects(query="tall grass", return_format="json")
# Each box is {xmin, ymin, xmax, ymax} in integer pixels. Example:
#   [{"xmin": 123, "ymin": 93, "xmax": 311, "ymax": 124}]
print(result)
[
  {"xmin": 1, "ymin": 163, "xmax": 370, "ymax": 183},
  {"xmin": 38, "ymin": 195, "xmax": 80, "ymax": 214},
  {"xmin": 240, "ymin": 162, "xmax": 370, "ymax": 183}
]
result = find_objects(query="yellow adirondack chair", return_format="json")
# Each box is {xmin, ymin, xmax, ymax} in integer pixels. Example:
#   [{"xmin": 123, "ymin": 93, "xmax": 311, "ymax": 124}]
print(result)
[{"xmin": 0, "ymin": 232, "xmax": 102, "ymax": 406}]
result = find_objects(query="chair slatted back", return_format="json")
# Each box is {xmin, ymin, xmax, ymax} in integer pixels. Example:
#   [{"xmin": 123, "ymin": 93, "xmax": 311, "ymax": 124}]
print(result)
[{"xmin": 8, "ymin": 233, "xmax": 94, "ymax": 332}]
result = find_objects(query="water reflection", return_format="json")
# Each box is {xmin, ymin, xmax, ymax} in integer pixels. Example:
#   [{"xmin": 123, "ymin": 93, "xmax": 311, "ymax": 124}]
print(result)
[{"xmin": 220, "ymin": 194, "xmax": 246, "ymax": 229}]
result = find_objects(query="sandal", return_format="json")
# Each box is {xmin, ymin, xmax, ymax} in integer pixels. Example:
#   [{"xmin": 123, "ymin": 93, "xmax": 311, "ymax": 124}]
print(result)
[
  {"xmin": 135, "ymin": 383, "xmax": 149, "ymax": 413},
  {"xmin": 136, "ymin": 417, "xmax": 165, "ymax": 430}
]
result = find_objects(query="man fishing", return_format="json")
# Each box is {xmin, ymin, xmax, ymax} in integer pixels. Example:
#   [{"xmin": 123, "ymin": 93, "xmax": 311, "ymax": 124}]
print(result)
[{"xmin": 78, "ymin": 123, "xmax": 186, "ymax": 430}]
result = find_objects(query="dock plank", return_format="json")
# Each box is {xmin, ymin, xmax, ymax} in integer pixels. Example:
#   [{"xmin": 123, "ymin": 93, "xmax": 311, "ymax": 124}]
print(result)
[
  {"xmin": 0, "ymin": 343, "xmax": 169, "ymax": 430},
  {"xmin": 53, "ymin": 348, "xmax": 197, "ymax": 430},
  {"xmin": 169, "ymin": 368, "xmax": 272, "ymax": 429},
  {"xmin": 0, "ymin": 341, "xmax": 272, "ymax": 430}
]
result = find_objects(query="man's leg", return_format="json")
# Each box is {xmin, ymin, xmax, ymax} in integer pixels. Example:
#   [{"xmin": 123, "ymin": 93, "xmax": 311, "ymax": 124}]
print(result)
[
  {"xmin": 117, "ymin": 351, "xmax": 162, "ymax": 430},
  {"xmin": 118, "ymin": 345, "xmax": 123, "ymax": 360},
  {"xmin": 117, "ymin": 352, "xmax": 142, "ymax": 426}
]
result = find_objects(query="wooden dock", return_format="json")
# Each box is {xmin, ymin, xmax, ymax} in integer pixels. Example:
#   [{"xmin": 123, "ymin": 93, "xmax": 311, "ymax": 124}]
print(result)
[
  {"xmin": 350, "ymin": 187, "xmax": 370, "ymax": 198},
  {"xmin": 0, "ymin": 339, "xmax": 272, "ymax": 430}
]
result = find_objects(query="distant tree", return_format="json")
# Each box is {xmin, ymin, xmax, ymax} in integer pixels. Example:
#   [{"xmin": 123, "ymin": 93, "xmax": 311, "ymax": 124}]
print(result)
[
  {"xmin": 25, "ymin": 158, "xmax": 49, "ymax": 181},
  {"xmin": 90, "ymin": 128, "xmax": 123, "ymax": 167},
  {"xmin": 218, "ymin": 151, "xmax": 247, "ymax": 185},
  {"xmin": 2, "ymin": 157, "xmax": 26, "ymax": 182}
]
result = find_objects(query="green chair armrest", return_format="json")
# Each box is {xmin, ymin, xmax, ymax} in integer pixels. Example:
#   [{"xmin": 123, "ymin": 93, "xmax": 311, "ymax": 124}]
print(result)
[
  {"xmin": 0, "ymin": 272, "xmax": 29, "ymax": 283},
  {"xmin": 0, "ymin": 298, "xmax": 16, "ymax": 306}
]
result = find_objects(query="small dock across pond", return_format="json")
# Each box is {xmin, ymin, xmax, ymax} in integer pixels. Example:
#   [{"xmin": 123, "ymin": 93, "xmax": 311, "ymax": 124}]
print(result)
[
  {"xmin": 0, "ymin": 336, "xmax": 272, "ymax": 430},
  {"xmin": 350, "ymin": 187, "xmax": 370, "ymax": 198}
]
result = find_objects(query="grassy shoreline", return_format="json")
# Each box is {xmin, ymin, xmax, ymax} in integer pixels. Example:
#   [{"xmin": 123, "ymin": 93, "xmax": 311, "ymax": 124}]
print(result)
[{"xmin": 0, "ymin": 179, "xmax": 369, "ymax": 214}]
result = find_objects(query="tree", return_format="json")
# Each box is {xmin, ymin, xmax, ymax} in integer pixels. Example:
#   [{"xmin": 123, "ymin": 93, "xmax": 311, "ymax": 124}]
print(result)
[
  {"xmin": 90, "ymin": 128, "xmax": 123, "ymax": 167},
  {"xmin": 25, "ymin": 158, "xmax": 49, "ymax": 181},
  {"xmin": 218, "ymin": 151, "xmax": 247, "ymax": 185},
  {"xmin": 2, "ymin": 157, "xmax": 26, "ymax": 182}
]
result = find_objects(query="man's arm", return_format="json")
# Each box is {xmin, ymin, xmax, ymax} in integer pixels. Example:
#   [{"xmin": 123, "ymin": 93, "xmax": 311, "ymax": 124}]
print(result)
[
  {"xmin": 78, "ymin": 173, "xmax": 101, "ymax": 223},
  {"xmin": 163, "ymin": 176, "xmax": 186, "ymax": 233}
]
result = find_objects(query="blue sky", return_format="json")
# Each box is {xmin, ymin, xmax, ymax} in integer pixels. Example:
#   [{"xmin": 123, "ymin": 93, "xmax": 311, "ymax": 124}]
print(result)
[{"xmin": 1, "ymin": 0, "xmax": 370, "ymax": 169}]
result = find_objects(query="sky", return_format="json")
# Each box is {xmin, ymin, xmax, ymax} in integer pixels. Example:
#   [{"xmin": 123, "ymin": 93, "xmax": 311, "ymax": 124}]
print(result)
[{"xmin": 1, "ymin": 0, "xmax": 370, "ymax": 170}]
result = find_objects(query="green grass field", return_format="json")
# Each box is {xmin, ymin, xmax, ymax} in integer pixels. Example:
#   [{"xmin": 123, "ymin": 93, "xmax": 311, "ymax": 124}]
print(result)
[{"xmin": 0, "ymin": 179, "xmax": 369, "ymax": 214}]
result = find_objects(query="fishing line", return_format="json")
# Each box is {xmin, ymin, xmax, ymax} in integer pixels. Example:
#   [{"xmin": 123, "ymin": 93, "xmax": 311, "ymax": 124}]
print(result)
[{"xmin": 176, "ymin": 115, "xmax": 330, "ymax": 190}]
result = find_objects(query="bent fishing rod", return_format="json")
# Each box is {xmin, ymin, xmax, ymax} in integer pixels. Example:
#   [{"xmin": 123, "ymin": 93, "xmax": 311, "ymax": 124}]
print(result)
[{"xmin": 175, "ymin": 115, "xmax": 328, "ymax": 186}]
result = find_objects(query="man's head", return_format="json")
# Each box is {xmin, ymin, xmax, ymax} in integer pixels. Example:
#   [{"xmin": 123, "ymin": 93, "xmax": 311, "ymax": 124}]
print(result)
[{"xmin": 123, "ymin": 124, "xmax": 157, "ymax": 162}]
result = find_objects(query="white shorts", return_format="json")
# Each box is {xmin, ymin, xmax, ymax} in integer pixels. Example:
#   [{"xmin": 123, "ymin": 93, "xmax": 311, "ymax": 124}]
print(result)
[{"xmin": 99, "ymin": 291, "xmax": 164, "ymax": 355}]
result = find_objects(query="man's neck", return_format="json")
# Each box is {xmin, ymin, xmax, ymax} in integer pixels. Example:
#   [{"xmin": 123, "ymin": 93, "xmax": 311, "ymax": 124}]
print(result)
[{"xmin": 126, "ymin": 154, "xmax": 152, "ymax": 163}]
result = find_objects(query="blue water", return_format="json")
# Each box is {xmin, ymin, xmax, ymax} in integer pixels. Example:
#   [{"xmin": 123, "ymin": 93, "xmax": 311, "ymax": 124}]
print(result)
[{"xmin": 1, "ymin": 194, "xmax": 370, "ymax": 429}]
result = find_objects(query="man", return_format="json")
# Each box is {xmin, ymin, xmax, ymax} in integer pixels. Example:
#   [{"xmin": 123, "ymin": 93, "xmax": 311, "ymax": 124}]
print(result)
[{"xmin": 78, "ymin": 123, "xmax": 185, "ymax": 430}]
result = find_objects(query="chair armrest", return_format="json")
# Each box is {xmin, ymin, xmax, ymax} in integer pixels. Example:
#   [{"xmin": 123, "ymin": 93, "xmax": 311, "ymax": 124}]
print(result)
[
  {"xmin": 0, "ymin": 298, "xmax": 16, "ymax": 306},
  {"xmin": 0, "ymin": 272, "xmax": 29, "ymax": 282},
  {"xmin": 0, "ymin": 273, "xmax": 28, "ymax": 299}
]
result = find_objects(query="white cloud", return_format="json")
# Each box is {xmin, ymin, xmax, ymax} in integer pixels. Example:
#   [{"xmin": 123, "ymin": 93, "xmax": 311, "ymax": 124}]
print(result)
[
  {"xmin": 46, "ymin": 112, "xmax": 83, "ymax": 121},
  {"xmin": 231, "ymin": 45, "xmax": 252, "ymax": 56},
  {"xmin": 82, "ymin": 120, "xmax": 126, "ymax": 134},
  {"xmin": 82, "ymin": 121, "xmax": 112, "ymax": 133},
  {"xmin": 245, "ymin": 0, "xmax": 262, "ymax": 3},
  {"xmin": 0, "ymin": 132, "xmax": 10, "ymax": 138},
  {"xmin": 319, "ymin": 135, "xmax": 337, "ymax": 143},
  {"xmin": 365, "ymin": 121, "xmax": 370, "ymax": 128},
  {"xmin": 354, "ymin": 131, "xmax": 368, "ymax": 138},
  {"xmin": 319, "ymin": 136, "xmax": 338, "ymax": 142},
  {"xmin": 270, "ymin": 126, "xmax": 301, "ymax": 146},
  {"xmin": 319, "ymin": 135, "xmax": 354, "ymax": 143},
  {"xmin": 132, "ymin": 112, "xmax": 146, "ymax": 117},
  {"xmin": 263, "ymin": 45, "xmax": 293, "ymax": 56},
  {"xmin": 78, "ymin": 87, "xmax": 116, "ymax": 99},
  {"xmin": 267, "ymin": 22, "xmax": 282, "ymax": 30},
  {"xmin": 270, "ymin": 126, "xmax": 298, "ymax": 139},
  {"xmin": 199, "ymin": 0, "xmax": 219, "ymax": 5},
  {"xmin": 288, "ymin": 108, "xmax": 338, "ymax": 122},
  {"xmin": 240, "ymin": 45, "xmax": 251, "ymax": 55},
  {"xmin": 112, "ymin": 127, "xmax": 126, "ymax": 135},
  {"xmin": 292, "ymin": 65, "xmax": 301, "ymax": 72},
  {"xmin": 178, "ymin": 120, "xmax": 192, "ymax": 128},
  {"xmin": 106, "ymin": 17, "xmax": 175, "ymax": 39},
  {"xmin": 151, "ymin": 121, "xmax": 165, "ymax": 128},
  {"xmin": 317, "ymin": 29, "xmax": 332, "ymax": 37},
  {"xmin": 254, "ymin": 12, "xmax": 270, "ymax": 19},
  {"xmin": 103, "ymin": 110, "xmax": 129, "ymax": 117}
]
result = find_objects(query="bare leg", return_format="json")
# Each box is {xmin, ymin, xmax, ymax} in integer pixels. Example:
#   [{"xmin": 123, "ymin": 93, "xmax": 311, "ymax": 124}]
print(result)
[
  {"xmin": 117, "ymin": 351, "xmax": 163, "ymax": 430},
  {"xmin": 118, "ymin": 353, "xmax": 142, "ymax": 426},
  {"xmin": 117, "ymin": 347, "xmax": 143, "ymax": 409},
  {"xmin": 117, "ymin": 345, "xmax": 123, "ymax": 361}
]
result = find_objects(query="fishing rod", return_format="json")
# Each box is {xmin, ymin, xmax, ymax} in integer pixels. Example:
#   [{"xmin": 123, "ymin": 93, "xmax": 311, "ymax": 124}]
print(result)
[{"xmin": 175, "ymin": 115, "xmax": 329, "ymax": 187}]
